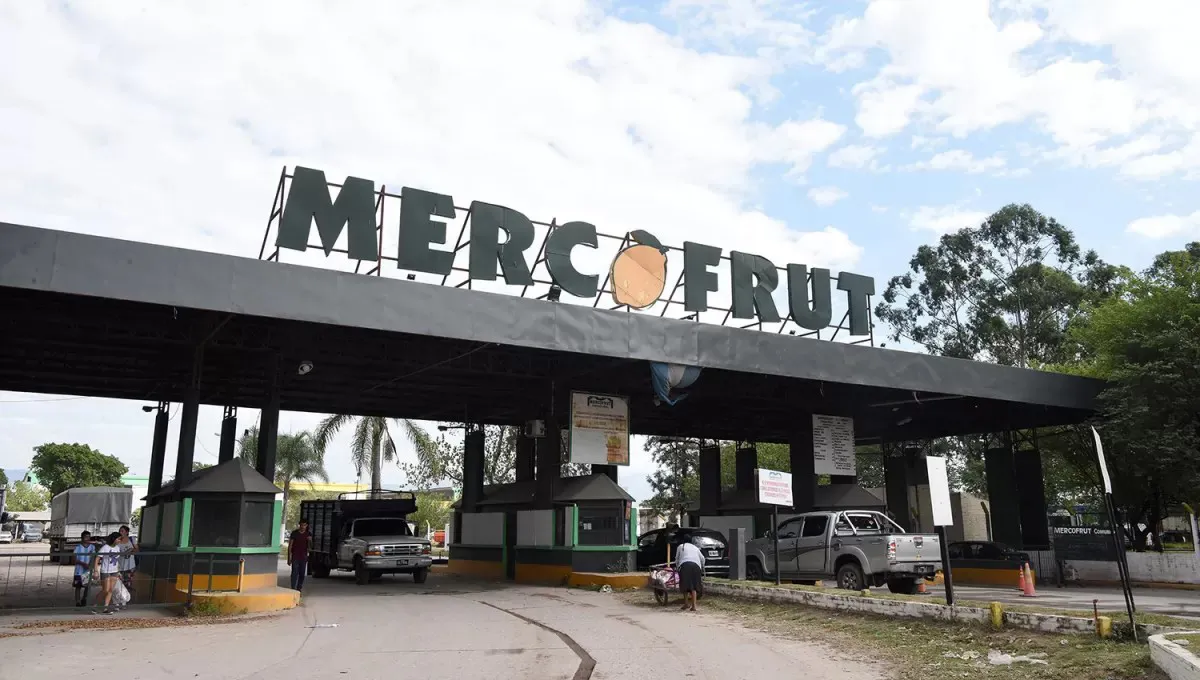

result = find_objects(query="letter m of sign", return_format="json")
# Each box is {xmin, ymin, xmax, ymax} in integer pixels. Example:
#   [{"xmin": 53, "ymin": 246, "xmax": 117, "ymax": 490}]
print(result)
[{"xmin": 276, "ymin": 166, "xmax": 379, "ymax": 261}]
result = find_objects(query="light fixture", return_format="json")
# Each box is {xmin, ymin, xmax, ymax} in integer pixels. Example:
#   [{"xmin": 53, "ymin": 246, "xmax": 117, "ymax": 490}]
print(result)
[
  {"xmin": 547, "ymin": 285, "xmax": 562, "ymax": 302},
  {"xmin": 141, "ymin": 405, "xmax": 155, "ymax": 413},
  {"xmin": 406, "ymin": 273, "xmax": 416, "ymax": 281},
  {"xmin": 896, "ymin": 416, "xmax": 913, "ymax": 426},
  {"xmin": 788, "ymin": 330, "xmax": 796, "ymax": 336},
  {"xmin": 298, "ymin": 360, "xmax": 314, "ymax": 376}
]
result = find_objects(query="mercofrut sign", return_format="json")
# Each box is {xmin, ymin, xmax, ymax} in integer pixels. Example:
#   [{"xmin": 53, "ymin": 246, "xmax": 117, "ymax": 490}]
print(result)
[{"xmin": 276, "ymin": 166, "xmax": 877, "ymax": 335}]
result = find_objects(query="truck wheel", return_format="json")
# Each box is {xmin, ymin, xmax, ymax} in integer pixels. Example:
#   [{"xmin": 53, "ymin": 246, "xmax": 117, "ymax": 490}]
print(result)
[
  {"xmin": 746, "ymin": 558, "xmax": 764, "ymax": 581},
  {"xmin": 354, "ymin": 559, "xmax": 369, "ymax": 586},
  {"xmin": 887, "ymin": 577, "xmax": 919, "ymax": 595},
  {"xmin": 413, "ymin": 568, "xmax": 429, "ymax": 584},
  {"xmin": 836, "ymin": 562, "xmax": 865, "ymax": 590}
]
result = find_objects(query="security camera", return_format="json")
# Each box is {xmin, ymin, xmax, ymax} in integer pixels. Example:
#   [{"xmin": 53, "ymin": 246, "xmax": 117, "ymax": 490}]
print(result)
[{"xmin": 298, "ymin": 360, "xmax": 314, "ymax": 376}]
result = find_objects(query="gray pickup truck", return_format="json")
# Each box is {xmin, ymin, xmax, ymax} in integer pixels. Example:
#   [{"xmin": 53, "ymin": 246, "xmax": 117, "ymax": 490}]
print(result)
[{"xmin": 744, "ymin": 510, "xmax": 941, "ymax": 594}]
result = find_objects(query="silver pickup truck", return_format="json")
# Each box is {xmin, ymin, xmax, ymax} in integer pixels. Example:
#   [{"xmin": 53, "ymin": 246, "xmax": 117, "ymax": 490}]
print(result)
[{"xmin": 745, "ymin": 510, "xmax": 941, "ymax": 594}]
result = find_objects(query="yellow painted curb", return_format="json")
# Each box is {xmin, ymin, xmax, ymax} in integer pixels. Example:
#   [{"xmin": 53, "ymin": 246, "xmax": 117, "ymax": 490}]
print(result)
[{"xmin": 189, "ymin": 587, "xmax": 300, "ymax": 614}]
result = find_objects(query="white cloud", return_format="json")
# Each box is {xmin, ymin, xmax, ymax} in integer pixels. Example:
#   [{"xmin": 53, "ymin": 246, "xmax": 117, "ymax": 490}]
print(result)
[
  {"xmin": 908, "ymin": 205, "xmax": 988, "ymax": 235},
  {"xmin": 827, "ymin": 143, "xmax": 886, "ymax": 170},
  {"xmin": 816, "ymin": 0, "xmax": 1200, "ymax": 179},
  {"xmin": 807, "ymin": 185, "xmax": 848, "ymax": 206},
  {"xmin": 904, "ymin": 149, "xmax": 1007, "ymax": 173},
  {"xmin": 1127, "ymin": 211, "xmax": 1200, "ymax": 239},
  {"xmin": 0, "ymin": 1, "xmax": 868, "ymax": 500}
]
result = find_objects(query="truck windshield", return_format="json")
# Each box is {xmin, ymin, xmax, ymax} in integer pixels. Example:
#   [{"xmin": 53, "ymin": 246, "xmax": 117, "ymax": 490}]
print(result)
[{"xmin": 353, "ymin": 519, "xmax": 412, "ymax": 537}]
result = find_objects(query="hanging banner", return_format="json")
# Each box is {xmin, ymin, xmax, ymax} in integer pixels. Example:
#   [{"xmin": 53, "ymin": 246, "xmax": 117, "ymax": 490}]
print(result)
[
  {"xmin": 569, "ymin": 392, "xmax": 631, "ymax": 466},
  {"xmin": 756, "ymin": 469, "xmax": 793, "ymax": 506},
  {"xmin": 812, "ymin": 414, "xmax": 855, "ymax": 476}
]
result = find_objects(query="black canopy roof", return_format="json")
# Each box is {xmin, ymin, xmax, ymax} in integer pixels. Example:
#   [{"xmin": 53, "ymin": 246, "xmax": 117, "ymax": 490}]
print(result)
[{"xmin": 0, "ymin": 223, "xmax": 1102, "ymax": 443}]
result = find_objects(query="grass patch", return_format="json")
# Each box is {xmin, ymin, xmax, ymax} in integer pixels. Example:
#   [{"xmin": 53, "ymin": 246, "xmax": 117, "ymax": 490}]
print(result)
[
  {"xmin": 1165, "ymin": 632, "xmax": 1200, "ymax": 647},
  {"xmin": 185, "ymin": 597, "xmax": 247, "ymax": 618},
  {"xmin": 627, "ymin": 592, "xmax": 1165, "ymax": 680}
]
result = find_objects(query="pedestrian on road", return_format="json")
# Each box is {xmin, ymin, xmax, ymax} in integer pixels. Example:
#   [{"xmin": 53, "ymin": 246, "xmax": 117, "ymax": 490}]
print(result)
[
  {"xmin": 93, "ymin": 532, "xmax": 122, "ymax": 614},
  {"xmin": 72, "ymin": 531, "xmax": 96, "ymax": 607},
  {"xmin": 116, "ymin": 524, "xmax": 139, "ymax": 605},
  {"xmin": 288, "ymin": 519, "xmax": 311, "ymax": 593},
  {"xmin": 674, "ymin": 538, "xmax": 706, "ymax": 612}
]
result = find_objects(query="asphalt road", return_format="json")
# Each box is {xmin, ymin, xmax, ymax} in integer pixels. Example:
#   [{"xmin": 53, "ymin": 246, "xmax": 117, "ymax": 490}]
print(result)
[{"xmin": 0, "ymin": 566, "xmax": 886, "ymax": 680}]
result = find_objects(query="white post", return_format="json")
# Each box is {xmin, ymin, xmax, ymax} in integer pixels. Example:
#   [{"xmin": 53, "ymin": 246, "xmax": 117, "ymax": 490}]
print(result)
[{"xmin": 1190, "ymin": 512, "xmax": 1199, "ymax": 557}]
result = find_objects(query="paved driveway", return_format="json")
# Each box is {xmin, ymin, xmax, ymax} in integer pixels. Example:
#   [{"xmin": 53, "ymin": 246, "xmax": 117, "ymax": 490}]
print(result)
[{"xmin": 0, "ymin": 568, "xmax": 886, "ymax": 680}]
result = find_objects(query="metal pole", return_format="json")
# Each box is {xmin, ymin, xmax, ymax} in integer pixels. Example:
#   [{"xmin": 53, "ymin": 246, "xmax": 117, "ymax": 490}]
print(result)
[
  {"xmin": 186, "ymin": 551, "xmax": 196, "ymax": 609},
  {"xmin": 773, "ymin": 505, "xmax": 780, "ymax": 586},
  {"xmin": 936, "ymin": 525, "xmax": 955, "ymax": 606},
  {"xmin": 1103, "ymin": 493, "xmax": 1138, "ymax": 641},
  {"xmin": 207, "ymin": 553, "xmax": 215, "ymax": 593}
]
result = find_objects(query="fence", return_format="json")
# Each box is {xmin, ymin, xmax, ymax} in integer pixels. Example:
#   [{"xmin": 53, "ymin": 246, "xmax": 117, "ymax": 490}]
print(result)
[{"xmin": 0, "ymin": 549, "xmax": 244, "ymax": 612}]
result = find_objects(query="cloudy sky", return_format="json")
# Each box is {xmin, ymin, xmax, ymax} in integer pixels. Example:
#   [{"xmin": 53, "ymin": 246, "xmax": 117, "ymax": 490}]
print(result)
[{"xmin": 2, "ymin": 0, "xmax": 1197, "ymax": 502}]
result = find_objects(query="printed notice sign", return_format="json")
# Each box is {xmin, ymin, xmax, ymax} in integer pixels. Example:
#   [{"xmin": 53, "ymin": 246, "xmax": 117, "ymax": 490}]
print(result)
[
  {"xmin": 926, "ymin": 456, "xmax": 954, "ymax": 527},
  {"xmin": 569, "ymin": 392, "xmax": 630, "ymax": 466},
  {"xmin": 756, "ymin": 469, "xmax": 793, "ymax": 507},
  {"xmin": 812, "ymin": 415, "xmax": 856, "ymax": 476}
]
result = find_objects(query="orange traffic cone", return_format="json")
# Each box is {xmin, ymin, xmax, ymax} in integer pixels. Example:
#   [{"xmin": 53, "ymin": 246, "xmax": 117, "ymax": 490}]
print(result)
[
  {"xmin": 1017, "ymin": 564, "xmax": 1027, "ymax": 592},
  {"xmin": 1021, "ymin": 562, "xmax": 1037, "ymax": 598}
]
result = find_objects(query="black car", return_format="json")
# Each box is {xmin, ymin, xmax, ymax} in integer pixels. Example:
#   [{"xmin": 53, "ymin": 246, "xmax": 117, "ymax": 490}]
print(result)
[
  {"xmin": 947, "ymin": 541, "xmax": 1030, "ymax": 564},
  {"xmin": 636, "ymin": 527, "xmax": 729, "ymax": 578}
]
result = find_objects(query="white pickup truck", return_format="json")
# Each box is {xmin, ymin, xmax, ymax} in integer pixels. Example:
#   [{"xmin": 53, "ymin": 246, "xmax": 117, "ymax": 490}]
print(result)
[{"xmin": 744, "ymin": 509, "xmax": 942, "ymax": 594}]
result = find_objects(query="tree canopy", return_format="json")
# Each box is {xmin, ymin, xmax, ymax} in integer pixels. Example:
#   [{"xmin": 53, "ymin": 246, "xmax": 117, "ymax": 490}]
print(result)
[
  {"xmin": 876, "ymin": 203, "xmax": 1119, "ymax": 367},
  {"xmin": 6, "ymin": 481, "xmax": 50, "ymax": 513},
  {"xmin": 1058, "ymin": 242, "xmax": 1200, "ymax": 547},
  {"xmin": 30, "ymin": 443, "xmax": 127, "ymax": 496},
  {"xmin": 313, "ymin": 415, "xmax": 435, "ymax": 491}
]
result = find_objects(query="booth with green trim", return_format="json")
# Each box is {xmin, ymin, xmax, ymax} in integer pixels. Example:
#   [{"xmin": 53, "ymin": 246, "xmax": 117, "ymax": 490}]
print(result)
[
  {"xmin": 138, "ymin": 458, "xmax": 283, "ymax": 600},
  {"xmin": 450, "ymin": 473, "xmax": 638, "ymax": 583}
]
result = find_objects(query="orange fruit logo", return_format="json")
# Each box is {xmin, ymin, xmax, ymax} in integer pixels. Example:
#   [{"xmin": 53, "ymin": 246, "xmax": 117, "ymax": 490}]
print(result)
[{"xmin": 610, "ymin": 231, "xmax": 667, "ymax": 309}]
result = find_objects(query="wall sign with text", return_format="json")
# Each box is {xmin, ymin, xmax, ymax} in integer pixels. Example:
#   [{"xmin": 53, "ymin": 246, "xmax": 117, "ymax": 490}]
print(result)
[
  {"xmin": 812, "ymin": 414, "xmax": 856, "ymax": 476},
  {"xmin": 568, "ymin": 392, "xmax": 630, "ymax": 466}
]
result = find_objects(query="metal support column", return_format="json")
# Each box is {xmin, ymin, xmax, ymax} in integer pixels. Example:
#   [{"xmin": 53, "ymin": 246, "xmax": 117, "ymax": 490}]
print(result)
[
  {"xmin": 174, "ymin": 347, "xmax": 203, "ymax": 489},
  {"xmin": 256, "ymin": 355, "xmax": 281, "ymax": 482},
  {"xmin": 147, "ymin": 401, "xmax": 170, "ymax": 500},
  {"xmin": 218, "ymin": 406, "xmax": 238, "ymax": 464}
]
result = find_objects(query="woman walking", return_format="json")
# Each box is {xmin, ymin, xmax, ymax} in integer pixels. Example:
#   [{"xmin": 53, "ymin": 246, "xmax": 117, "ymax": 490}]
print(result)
[
  {"xmin": 116, "ymin": 525, "xmax": 139, "ymax": 606},
  {"xmin": 93, "ymin": 532, "xmax": 122, "ymax": 615}
]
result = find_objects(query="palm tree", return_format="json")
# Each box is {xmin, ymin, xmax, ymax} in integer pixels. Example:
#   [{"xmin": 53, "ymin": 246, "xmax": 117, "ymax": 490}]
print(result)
[
  {"xmin": 238, "ymin": 428, "xmax": 329, "ymax": 518},
  {"xmin": 313, "ymin": 415, "xmax": 436, "ymax": 493}
]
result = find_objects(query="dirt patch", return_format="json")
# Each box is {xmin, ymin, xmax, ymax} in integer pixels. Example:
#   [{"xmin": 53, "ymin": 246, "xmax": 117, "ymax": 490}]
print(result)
[{"xmin": 5, "ymin": 612, "xmax": 280, "ymax": 636}]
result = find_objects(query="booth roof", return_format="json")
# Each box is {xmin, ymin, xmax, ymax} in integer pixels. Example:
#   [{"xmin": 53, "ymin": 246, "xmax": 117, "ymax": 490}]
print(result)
[
  {"xmin": 145, "ymin": 458, "xmax": 280, "ymax": 500},
  {"xmin": 694, "ymin": 484, "xmax": 888, "ymax": 513},
  {"xmin": 452, "ymin": 473, "xmax": 636, "ymax": 509}
]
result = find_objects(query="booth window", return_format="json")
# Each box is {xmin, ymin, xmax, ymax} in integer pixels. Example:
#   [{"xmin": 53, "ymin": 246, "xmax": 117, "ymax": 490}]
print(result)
[
  {"xmin": 191, "ymin": 499, "xmax": 241, "ymax": 547},
  {"xmin": 241, "ymin": 501, "xmax": 274, "ymax": 547}
]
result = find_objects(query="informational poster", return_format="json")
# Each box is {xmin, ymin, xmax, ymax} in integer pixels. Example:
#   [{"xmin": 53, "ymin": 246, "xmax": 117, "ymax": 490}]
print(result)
[
  {"xmin": 569, "ymin": 391, "xmax": 630, "ymax": 466},
  {"xmin": 926, "ymin": 456, "xmax": 954, "ymax": 526},
  {"xmin": 756, "ymin": 469, "xmax": 793, "ymax": 507},
  {"xmin": 812, "ymin": 414, "xmax": 856, "ymax": 476},
  {"xmin": 1052, "ymin": 526, "xmax": 1118, "ymax": 562}
]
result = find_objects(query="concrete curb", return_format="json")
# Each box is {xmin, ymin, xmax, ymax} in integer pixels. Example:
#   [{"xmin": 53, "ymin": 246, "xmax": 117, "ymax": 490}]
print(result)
[
  {"xmin": 704, "ymin": 581, "xmax": 1108, "ymax": 636},
  {"xmin": 1150, "ymin": 632, "xmax": 1200, "ymax": 680}
]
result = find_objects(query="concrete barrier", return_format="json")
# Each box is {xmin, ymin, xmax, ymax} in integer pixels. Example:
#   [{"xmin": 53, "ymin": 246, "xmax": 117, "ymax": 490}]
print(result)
[
  {"xmin": 703, "ymin": 581, "xmax": 1109, "ymax": 636},
  {"xmin": 1150, "ymin": 632, "xmax": 1200, "ymax": 680}
]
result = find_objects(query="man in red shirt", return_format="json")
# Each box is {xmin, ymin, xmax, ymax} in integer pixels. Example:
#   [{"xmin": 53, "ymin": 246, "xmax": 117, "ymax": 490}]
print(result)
[{"xmin": 287, "ymin": 519, "xmax": 312, "ymax": 592}]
